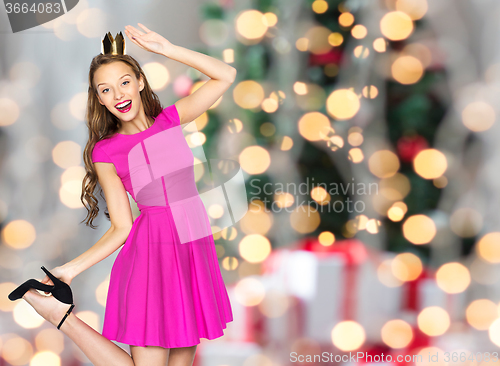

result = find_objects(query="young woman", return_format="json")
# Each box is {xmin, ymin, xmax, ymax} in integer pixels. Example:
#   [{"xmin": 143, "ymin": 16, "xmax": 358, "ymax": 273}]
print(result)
[{"xmin": 21, "ymin": 23, "xmax": 237, "ymax": 366}]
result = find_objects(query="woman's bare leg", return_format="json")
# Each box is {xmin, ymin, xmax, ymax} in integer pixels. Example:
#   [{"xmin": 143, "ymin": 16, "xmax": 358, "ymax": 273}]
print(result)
[
  {"xmin": 130, "ymin": 345, "xmax": 170, "ymax": 366},
  {"xmin": 167, "ymin": 345, "xmax": 197, "ymax": 366},
  {"xmin": 22, "ymin": 288, "xmax": 135, "ymax": 366}
]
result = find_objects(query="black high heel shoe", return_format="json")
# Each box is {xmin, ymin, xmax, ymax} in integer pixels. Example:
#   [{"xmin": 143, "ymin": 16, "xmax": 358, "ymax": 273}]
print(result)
[{"xmin": 8, "ymin": 266, "xmax": 75, "ymax": 330}]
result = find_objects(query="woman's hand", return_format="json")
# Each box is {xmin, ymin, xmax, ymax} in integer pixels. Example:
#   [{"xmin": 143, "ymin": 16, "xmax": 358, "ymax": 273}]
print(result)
[
  {"xmin": 124, "ymin": 23, "xmax": 176, "ymax": 57},
  {"xmin": 40, "ymin": 266, "xmax": 73, "ymax": 294}
]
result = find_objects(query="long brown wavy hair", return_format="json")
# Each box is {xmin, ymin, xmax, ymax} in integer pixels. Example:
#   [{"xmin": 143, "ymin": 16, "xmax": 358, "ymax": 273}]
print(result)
[{"xmin": 80, "ymin": 54, "xmax": 163, "ymax": 229}]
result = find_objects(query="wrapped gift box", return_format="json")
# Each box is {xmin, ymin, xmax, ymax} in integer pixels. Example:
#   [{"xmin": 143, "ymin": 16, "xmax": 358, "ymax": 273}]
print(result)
[{"xmin": 262, "ymin": 239, "xmax": 404, "ymax": 345}]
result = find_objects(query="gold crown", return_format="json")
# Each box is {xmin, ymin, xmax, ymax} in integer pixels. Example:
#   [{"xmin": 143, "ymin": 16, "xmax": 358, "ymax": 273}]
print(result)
[{"xmin": 101, "ymin": 32, "xmax": 125, "ymax": 55}]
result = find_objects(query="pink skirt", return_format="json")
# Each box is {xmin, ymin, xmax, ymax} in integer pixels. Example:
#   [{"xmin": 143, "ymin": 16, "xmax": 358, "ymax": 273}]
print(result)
[{"xmin": 101, "ymin": 206, "xmax": 233, "ymax": 348}]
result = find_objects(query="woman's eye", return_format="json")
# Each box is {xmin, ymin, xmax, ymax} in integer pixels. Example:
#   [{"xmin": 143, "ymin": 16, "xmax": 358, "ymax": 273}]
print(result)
[{"xmin": 101, "ymin": 82, "xmax": 127, "ymax": 93}]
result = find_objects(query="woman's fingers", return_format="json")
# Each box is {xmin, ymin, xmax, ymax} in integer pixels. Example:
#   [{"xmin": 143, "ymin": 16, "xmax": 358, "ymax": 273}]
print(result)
[
  {"xmin": 125, "ymin": 28, "xmax": 145, "ymax": 45},
  {"xmin": 125, "ymin": 25, "xmax": 145, "ymax": 37},
  {"xmin": 124, "ymin": 26, "xmax": 160, "ymax": 54},
  {"xmin": 124, "ymin": 30, "xmax": 148, "ymax": 51},
  {"xmin": 41, "ymin": 277, "xmax": 52, "ymax": 294},
  {"xmin": 124, "ymin": 29, "xmax": 138, "ymax": 43},
  {"xmin": 124, "ymin": 26, "xmax": 140, "ymax": 38},
  {"xmin": 137, "ymin": 23, "xmax": 151, "ymax": 33}
]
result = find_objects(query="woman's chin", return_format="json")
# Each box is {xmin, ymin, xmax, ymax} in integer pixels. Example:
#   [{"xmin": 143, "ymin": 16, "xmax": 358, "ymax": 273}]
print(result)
[{"xmin": 113, "ymin": 110, "xmax": 138, "ymax": 122}]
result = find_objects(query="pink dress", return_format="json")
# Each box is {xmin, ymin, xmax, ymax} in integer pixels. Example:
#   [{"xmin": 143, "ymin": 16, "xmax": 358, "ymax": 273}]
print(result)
[{"xmin": 91, "ymin": 103, "xmax": 233, "ymax": 348}]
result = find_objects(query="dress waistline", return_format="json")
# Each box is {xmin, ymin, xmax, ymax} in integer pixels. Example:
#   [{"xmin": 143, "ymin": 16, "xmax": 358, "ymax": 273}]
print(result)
[{"xmin": 139, "ymin": 205, "xmax": 170, "ymax": 212}]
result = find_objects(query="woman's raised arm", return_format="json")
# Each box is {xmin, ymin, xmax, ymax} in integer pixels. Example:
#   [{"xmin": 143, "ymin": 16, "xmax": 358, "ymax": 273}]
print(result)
[
  {"xmin": 124, "ymin": 23, "xmax": 237, "ymax": 124},
  {"xmin": 169, "ymin": 45, "xmax": 236, "ymax": 124}
]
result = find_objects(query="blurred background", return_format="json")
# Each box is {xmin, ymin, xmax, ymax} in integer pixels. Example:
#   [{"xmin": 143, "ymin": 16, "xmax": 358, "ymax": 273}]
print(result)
[{"xmin": 2, "ymin": 0, "xmax": 500, "ymax": 365}]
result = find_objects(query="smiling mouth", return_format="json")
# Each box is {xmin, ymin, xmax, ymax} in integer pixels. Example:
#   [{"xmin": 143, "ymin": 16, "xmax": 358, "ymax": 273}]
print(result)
[{"xmin": 115, "ymin": 100, "xmax": 132, "ymax": 113}]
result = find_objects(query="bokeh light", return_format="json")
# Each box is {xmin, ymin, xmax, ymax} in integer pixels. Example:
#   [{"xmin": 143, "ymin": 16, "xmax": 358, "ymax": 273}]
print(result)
[
  {"xmin": 52, "ymin": 141, "xmax": 81, "ymax": 169},
  {"xmin": 378, "ymin": 259, "xmax": 404, "ymax": 287},
  {"xmin": 392, "ymin": 55, "xmax": 424, "ymax": 84},
  {"xmin": 290, "ymin": 206, "xmax": 321, "ymax": 233},
  {"xmin": 239, "ymin": 234, "xmax": 272, "ymax": 263},
  {"xmin": 351, "ymin": 25, "xmax": 367, "ymax": 39},
  {"xmin": 298, "ymin": 112, "xmax": 331, "ymax": 141},
  {"xmin": 240, "ymin": 200, "xmax": 273, "ymax": 235},
  {"xmin": 312, "ymin": 0, "xmax": 328, "ymax": 14},
  {"xmin": 2, "ymin": 220, "xmax": 36, "ymax": 249},
  {"xmin": 0, "ymin": 98, "xmax": 20, "ymax": 126},
  {"xmin": 235, "ymin": 10, "xmax": 268, "ymax": 40},
  {"xmin": 348, "ymin": 148, "xmax": 364, "ymax": 163},
  {"xmin": 373, "ymin": 37, "xmax": 387, "ymax": 52},
  {"xmin": 30, "ymin": 351, "xmax": 61, "ymax": 366},
  {"xmin": 331, "ymin": 321, "xmax": 365, "ymax": 351},
  {"xmin": 368, "ymin": 150, "xmax": 400, "ymax": 178},
  {"xmin": 417, "ymin": 306, "xmax": 450, "ymax": 336},
  {"xmin": 353, "ymin": 45, "xmax": 370, "ymax": 59},
  {"xmin": 13, "ymin": 300, "xmax": 45, "ymax": 328},
  {"xmin": 234, "ymin": 277, "xmax": 266, "ymax": 306},
  {"xmin": 142, "ymin": 62, "xmax": 170, "ymax": 91},
  {"xmin": 466, "ymin": 299, "xmax": 498, "ymax": 330},
  {"xmin": 435, "ymin": 262, "xmax": 471, "ymax": 294},
  {"xmin": 402, "ymin": 214, "xmax": 436, "ymax": 244},
  {"xmin": 396, "ymin": 0, "xmax": 428, "ymax": 20},
  {"xmin": 362, "ymin": 85, "xmax": 378, "ymax": 99},
  {"xmin": 476, "ymin": 232, "xmax": 500, "ymax": 263},
  {"xmin": 305, "ymin": 26, "xmax": 333, "ymax": 55},
  {"xmin": 326, "ymin": 89, "xmax": 360, "ymax": 120},
  {"xmin": 462, "ymin": 101, "xmax": 495, "ymax": 132},
  {"xmin": 2, "ymin": 336, "xmax": 33, "ymax": 365},
  {"xmin": 381, "ymin": 319, "xmax": 413, "ymax": 348},
  {"xmin": 263, "ymin": 12, "xmax": 278, "ymax": 27},
  {"xmin": 489, "ymin": 318, "xmax": 500, "ymax": 347},
  {"xmin": 233, "ymin": 80, "xmax": 265, "ymax": 109},
  {"xmin": 239, "ymin": 146, "xmax": 271, "ymax": 174},
  {"xmin": 318, "ymin": 231, "xmax": 335, "ymax": 246},
  {"xmin": 380, "ymin": 11, "xmax": 414, "ymax": 41},
  {"xmin": 259, "ymin": 289, "xmax": 289, "ymax": 319},
  {"xmin": 391, "ymin": 252, "xmax": 423, "ymax": 281},
  {"xmin": 339, "ymin": 13, "xmax": 355, "ymax": 27},
  {"xmin": 328, "ymin": 32, "xmax": 344, "ymax": 46},
  {"xmin": 76, "ymin": 8, "xmax": 106, "ymax": 38},
  {"xmin": 413, "ymin": 149, "xmax": 447, "ymax": 179}
]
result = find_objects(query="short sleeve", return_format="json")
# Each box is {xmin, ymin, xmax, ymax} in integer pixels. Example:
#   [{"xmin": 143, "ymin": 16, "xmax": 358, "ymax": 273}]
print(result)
[
  {"xmin": 92, "ymin": 143, "xmax": 112, "ymax": 163},
  {"xmin": 157, "ymin": 104, "xmax": 181, "ymax": 128},
  {"xmin": 170, "ymin": 103, "xmax": 181, "ymax": 126}
]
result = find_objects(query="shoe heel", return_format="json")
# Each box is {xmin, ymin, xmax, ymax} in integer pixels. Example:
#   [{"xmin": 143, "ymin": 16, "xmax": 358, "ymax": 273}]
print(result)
[
  {"xmin": 41, "ymin": 266, "xmax": 61, "ymax": 285},
  {"xmin": 41, "ymin": 266, "xmax": 73, "ymax": 305}
]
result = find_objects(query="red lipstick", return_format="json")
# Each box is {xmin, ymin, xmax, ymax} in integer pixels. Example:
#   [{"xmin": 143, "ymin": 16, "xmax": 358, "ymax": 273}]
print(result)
[{"xmin": 115, "ymin": 99, "xmax": 132, "ymax": 113}]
